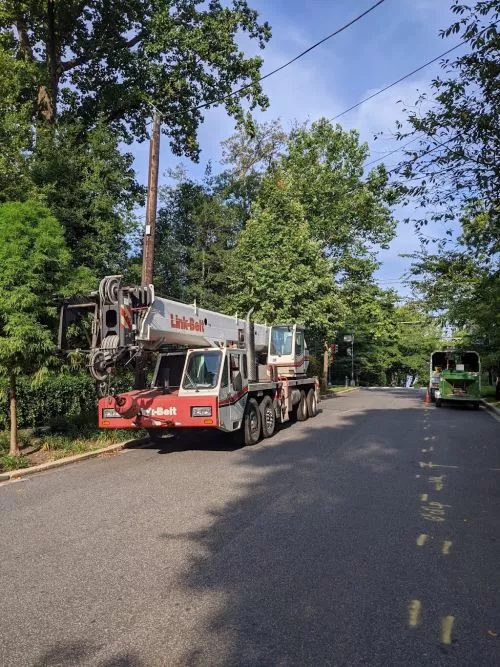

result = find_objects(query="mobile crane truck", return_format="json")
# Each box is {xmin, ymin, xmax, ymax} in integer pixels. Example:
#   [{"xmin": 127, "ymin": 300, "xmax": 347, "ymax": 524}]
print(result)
[{"xmin": 59, "ymin": 275, "xmax": 320, "ymax": 445}]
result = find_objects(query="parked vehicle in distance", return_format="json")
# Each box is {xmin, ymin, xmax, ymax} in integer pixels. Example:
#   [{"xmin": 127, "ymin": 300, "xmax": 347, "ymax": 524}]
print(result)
[{"xmin": 430, "ymin": 350, "xmax": 481, "ymax": 409}]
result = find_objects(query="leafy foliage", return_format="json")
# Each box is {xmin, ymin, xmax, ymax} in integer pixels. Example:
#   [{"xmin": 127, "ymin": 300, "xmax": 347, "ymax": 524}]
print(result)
[
  {"xmin": 0, "ymin": 0, "xmax": 271, "ymax": 156},
  {"xmin": 155, "ymin": 167, "xmax": 242, "ymax": 309},
  {"xmin": 226, "ymin": 174, "xmax": 345, "ymax": 340},
  {"xmin": 0, "ymin": 373, "xmax": 96, "ymax": 431},
  {"xmin": 30, "ymin": 121, "xmax": 144, "ymax": 275},
  {"xmin": 396, "ymin": 0, "xmax": 500, "ymax": 255},
  {"xmin": 406, "ymin": 250, "xmax": 500, "ymax": 349},
  {"xmin": 394, "ymin": 1, "xmax": 500, "ymax": 356},
  {"xmin": 0, "ymin": 201, "xmax": 70, "ymax": 453}
]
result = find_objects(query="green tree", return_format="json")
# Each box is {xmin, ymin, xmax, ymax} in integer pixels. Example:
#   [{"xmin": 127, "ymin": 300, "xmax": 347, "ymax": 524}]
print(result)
[
  {"xmin": 226, "ymin": 174, "xmax": 345, "ymax": 339},
  {"xmin": 155, "ymin": 166, "xmax": 242, "ymax": 309},
  {"xmin": 222, "ymin": 119, "xmax": 399, "ymax": 278},
  {"xmin": 0, "ymin": 201, "xmax": 70, "ymax": 455},
  {"xmin": 0, "ymin": 0, "xmax": 271, "ymax": 156},
  {"xmin": 396, "ymin": 0, "xmax": 500, "ymax": 254},
  {"xmin": 392, "ymin": 1, "xmax": 500, "ymax": 358},
  {"xmin": 31, "ymin": 120, "xmax": 143, "ymax": 275},
  {"xmin": 406, "ymin": 250, "xmax": 500, "ymax": 349},
  {"xmin": 283, "ymin": 119, "xmax": 398, "ymax": 265}
]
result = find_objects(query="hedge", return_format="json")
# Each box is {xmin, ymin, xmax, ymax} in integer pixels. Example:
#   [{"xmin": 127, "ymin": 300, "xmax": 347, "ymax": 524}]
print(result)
[{"xmin": 0, "ymin": 373, "xmax": 98, "ymax": 430}]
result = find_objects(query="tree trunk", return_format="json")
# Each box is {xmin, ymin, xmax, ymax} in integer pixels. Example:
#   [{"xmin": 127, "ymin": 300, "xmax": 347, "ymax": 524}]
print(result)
[
  {"xmin": 37, "ymin": 0, "xmax": 58, "ymax": 122},
  {"xmin": 9, "ymin": 375, "xmax": 19, "ymax": 457}
]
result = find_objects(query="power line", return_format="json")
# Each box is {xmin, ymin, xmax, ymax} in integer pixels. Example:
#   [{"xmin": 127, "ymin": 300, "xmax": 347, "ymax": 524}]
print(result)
[
  {"xmin": 331, "ymin": 40, "xmax": 466, "ymax": 123},
  {"xmin": 194, "ymin": 0, "xmax": 386, "ymax": 112},
  {"xmin": 144, "ymin": 0, "xmax": 386, "ymax": 130},
  {"xmin": 365, "ymin": 136, "xmax": 423, "ymax": 168}
]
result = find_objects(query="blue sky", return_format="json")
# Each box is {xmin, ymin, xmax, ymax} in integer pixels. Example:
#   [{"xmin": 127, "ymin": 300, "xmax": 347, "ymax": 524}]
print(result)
[{"xmin": 131, "ymin": 0, "xmax": 461, "ymax": 295}]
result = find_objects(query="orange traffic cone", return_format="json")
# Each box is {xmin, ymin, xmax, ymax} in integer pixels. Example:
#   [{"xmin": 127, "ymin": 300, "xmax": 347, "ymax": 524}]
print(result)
[{"xmin": 424, "ymin": 388, "xmax": 432, "ymax": 404}]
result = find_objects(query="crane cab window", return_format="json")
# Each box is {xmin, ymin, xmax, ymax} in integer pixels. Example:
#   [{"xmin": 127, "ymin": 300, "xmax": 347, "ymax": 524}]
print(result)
[
  {"xmin": 182, "ymin": 350, "xmax": 222, "ymax": 389},
  {"xmin": 229, "ymin": 353, "xmax": 243, "ymax": 392},
  {"xmin": 270, "ymin": 326, "xmax": 293, "ymax": 356},
  {"xmin": 220, "ymin": 357, "xmax": 229, "ymax": 389},
  {"xmin": 295, "ymin": 331, "xmax": 304, "ymax": 356},
  {"xmin": 154, "ymin": 353, "xmax": 186, "ymax": 389}
]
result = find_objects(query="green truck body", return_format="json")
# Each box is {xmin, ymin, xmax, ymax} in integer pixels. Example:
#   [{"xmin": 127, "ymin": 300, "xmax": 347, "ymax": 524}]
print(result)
[{"xmin": 429, "ymin": 350, "xmax": 481, "ymax": 408}]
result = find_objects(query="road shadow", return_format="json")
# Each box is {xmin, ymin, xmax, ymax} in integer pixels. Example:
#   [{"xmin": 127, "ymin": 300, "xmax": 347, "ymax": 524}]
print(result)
[
  {"xmin": 152, "ymin": 389, "xmax": 499, "ymax": 666},
  {"xmin": 34, "ymin": 641, "xmax": 143, "ymax": 667}
]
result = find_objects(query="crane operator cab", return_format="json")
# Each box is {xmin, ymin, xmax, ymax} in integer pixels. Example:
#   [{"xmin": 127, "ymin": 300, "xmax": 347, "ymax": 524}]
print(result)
[{"xmin": 268, "ymin": 324, "xmax": 309, "ymax": 378}]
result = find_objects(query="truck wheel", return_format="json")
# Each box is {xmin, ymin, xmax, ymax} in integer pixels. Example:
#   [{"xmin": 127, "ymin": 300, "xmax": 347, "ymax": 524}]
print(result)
[
  {"xmin": 259, "ymin": 396, "xmax": 275, "ymax": 438},
  {"xmin": 243, "ymin": 398, "xmax": 261, "ymax": 445},
  {"xmin": 435, "ymin": 399, "xmax": 441, "ymax": 408},
  {"xmin": 296, "ymin": 390, "xmax": 308, "ymax": 421},
  {"xmin": 306, "ymin": 388, "xmax": 318, "ymax": 418}
]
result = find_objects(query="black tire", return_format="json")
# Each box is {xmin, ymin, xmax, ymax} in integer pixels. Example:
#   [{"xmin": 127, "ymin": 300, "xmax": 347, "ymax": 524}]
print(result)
[
  {"xmin": 435, "ymin": 399, "xmax": 442, "ymax": 408},
  {"xmin": 243, "ymin": 398, "xmax": 261, "ymax": 445},
  {"xmin": 296, "ymin": 390, "xmax": 308, "ymax": 421},
  {"xmin": 259, "ymin": 395, "xmax": 276, "ymax": 438},
  {"xmin": 306, "ymin": 388, "xmax": 318, "ymax": 418}
]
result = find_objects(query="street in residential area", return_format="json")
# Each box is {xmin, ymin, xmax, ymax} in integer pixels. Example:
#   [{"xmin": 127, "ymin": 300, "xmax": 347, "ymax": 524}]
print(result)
[{"xmin": 1, "ymin": 388, "xmax": 499, "ymax": 666}]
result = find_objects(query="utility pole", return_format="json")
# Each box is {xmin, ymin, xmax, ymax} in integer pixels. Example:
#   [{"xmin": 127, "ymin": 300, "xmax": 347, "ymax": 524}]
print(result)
[
  {"xmin": 135, "ymin": 112, "xmax": 160, "ymax": 389},
  {"xmin": 141, "ymin": 112, "xmax": 161, "ymax": 286},
  {"xmin": 322, "ymin": 341, "xmax": 329, "ymax": 394},
  {"xmin": 351, "ymin": 334, "xmax": 355, "ymax": 386}
]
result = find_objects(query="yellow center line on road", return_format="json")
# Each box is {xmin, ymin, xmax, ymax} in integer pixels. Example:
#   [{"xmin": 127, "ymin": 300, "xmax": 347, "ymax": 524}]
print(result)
[
  {"xmin": 441, "ymin": 616, "xmax": 455, "ymax": 644},
  {"xmin": 416, "ymin": 534, "xmax": 428, "ymax": 546},
  {"xmin": 408, "ymin": 600, "xmax": 422, "ymax": 627},
  {"xmin": 442, "ymin": 540, "xmax": 452, "ymax": 555}
]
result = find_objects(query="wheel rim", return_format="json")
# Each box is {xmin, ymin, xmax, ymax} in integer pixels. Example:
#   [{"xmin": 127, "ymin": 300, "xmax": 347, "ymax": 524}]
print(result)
[{"xmin": 249, "ymin": 408, "xmax": 259, "ymax": 435}]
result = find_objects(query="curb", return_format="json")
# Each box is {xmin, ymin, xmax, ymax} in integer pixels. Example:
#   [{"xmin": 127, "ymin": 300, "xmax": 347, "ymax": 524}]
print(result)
[
  {"xmin": 322, "ymin": 387, "xmax": 359, "ymax": 397},
  {"xmin": 0, "ymin": 438, "xmax": 146, "ymax": 482},
  {"xmin": 480, "ymin": 399, "xmax": 500, "ymax": 419}
]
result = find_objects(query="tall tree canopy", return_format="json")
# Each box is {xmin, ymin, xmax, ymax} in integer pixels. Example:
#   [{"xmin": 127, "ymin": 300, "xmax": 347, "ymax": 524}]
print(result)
[
  {"xmin": 394, "ymin": 1, "xmax": 499, "ymax": 353},
  {"xmin": 396, "ymin": 0, "xmax": 499, "ymax": 254},
  {"xmin": 226, "ymin": 174, "xmax": 345, "ymax": 340},
  {"xmin": 0, "ymin": 0, "xmax": 271, "ymax": 156}
]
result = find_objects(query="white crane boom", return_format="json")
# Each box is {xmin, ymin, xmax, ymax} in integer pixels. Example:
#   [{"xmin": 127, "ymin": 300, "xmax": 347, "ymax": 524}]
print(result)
[{"xmin": 138, "ymin": 296, "xmax": 270, "ymax": 351}]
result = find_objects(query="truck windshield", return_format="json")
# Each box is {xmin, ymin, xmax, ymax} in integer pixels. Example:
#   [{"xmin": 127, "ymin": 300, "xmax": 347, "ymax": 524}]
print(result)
[
  {"xmin": 182, "ymin": 350, "xmax": 222, "ymax": 390},
  {"xmin": 270, "ymin": 326, "xmax": 293, "ymax": 356}
]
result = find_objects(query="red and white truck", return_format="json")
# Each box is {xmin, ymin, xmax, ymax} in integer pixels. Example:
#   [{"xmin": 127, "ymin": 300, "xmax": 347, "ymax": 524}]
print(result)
[{"xmin": 59, "ymin": 275, "xmax": 320, "ymax": 445}]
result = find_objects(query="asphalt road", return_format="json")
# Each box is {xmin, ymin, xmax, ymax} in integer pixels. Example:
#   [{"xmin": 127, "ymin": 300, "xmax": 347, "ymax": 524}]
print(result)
[{"xmin": 1, "ymin": 388, "xmax": 499, "ymax": 667}]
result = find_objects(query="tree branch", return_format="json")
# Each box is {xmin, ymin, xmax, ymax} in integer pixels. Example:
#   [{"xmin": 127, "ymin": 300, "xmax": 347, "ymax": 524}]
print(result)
[
  {"xmin": 14, "ymin": 10, "xmax": 34, "ymax": 61},
  {"xmin": 60, "ymin": 32, "xmax": 144, "ymax": 73}
]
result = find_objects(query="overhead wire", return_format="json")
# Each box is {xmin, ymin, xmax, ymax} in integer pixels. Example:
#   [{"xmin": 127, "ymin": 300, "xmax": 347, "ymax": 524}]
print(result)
[
  {"xmin": 193, "ymin": 0, "xmax": 387, "ymax": 112},
  {"xmin": 330, "ymin": 40, "xmax": 466, "ymax": 123},
  {"xmin": 143, "ymin": 0, "xmax": 387, "ymax": 130}
]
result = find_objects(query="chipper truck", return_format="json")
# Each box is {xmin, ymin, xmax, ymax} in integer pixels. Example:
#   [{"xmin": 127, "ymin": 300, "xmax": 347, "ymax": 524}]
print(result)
[
  {"xmin": 429, "ymin": 350, "xmax": 481, "ymax": 409},
  {"xmin": 59, "ymin": 275, "xmax": 320, "ymax": 445}
]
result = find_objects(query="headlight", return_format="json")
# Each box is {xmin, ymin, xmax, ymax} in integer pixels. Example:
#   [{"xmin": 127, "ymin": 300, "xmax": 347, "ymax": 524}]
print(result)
[
  {"xmin": 191, "ymin": 406, "xmax": 212, "ymax": 417},
  {"xmin": 103, "ymin": 408, "xmax": 121, "ymax": 418}
]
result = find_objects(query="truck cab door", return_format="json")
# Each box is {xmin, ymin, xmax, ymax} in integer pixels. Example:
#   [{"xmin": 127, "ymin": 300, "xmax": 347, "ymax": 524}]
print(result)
[{"xmin": 227, "ymin": 351, "xmax": 248, "ymax": 431}]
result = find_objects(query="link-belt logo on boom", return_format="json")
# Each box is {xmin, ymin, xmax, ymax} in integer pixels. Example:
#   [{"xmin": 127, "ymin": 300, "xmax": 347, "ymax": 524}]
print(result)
[{"xmin": 170, "ymin": 314, "xmax": 205, "ymax": 332}]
